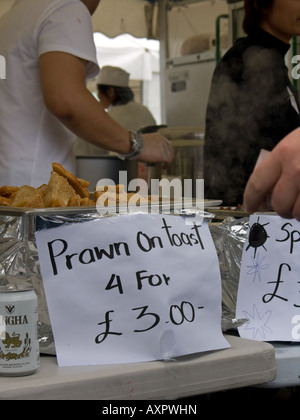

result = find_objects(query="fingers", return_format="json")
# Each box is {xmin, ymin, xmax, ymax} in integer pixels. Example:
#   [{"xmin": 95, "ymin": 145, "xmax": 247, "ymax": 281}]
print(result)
[
  {"xmin": 139, "ymin": 134, "xmax": 175, "ymax": 164},
  {"xmin": 244, "ymin": 150, "xmax": 300, "ymax": 220},
  {"xmin": 270, "ymin": 173, "xmax": 300, "ymax": 219},
  {"xmin": 270, "ymin": 177, "xmax": 297, "ymax": 218},
  {"xmin": 243, "ymin": 153, "xmax": 281, "ymax": 213}
]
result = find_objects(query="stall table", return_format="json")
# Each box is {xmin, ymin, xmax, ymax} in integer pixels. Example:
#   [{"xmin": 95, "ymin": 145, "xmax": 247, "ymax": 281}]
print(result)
[
  {"xmin": 0, "ymin": 335, "xmax": 276, "ymax": 400},
  {"xmin": 259, "ymin": 342, "xmax": 300, "ymax": 388}
]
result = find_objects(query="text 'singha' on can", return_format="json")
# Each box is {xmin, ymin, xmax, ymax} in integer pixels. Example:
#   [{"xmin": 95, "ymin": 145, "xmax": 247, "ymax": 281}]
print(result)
[{"xmin": 0, "ymin": 284, "xmax": 40, "ymax": 376}]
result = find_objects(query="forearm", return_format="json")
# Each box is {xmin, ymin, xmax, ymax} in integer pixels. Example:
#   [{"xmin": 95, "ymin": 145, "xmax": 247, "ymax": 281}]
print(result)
[
  {"xmin": 56, "ymin": 87, "xmax": 131, "ymax": 154},
  {"xmin": 39, "ymin": 52, "xmax": 174, "ymax": 165}
]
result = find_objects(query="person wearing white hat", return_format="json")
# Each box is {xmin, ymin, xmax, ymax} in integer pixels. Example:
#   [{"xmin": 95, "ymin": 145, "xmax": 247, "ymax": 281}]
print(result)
[
  {"xmin": 74, "ymin": 66, "xmax": 157, "ymax": 156},
  {"xmin": 97, "ymin": 66, "xmax": 130, "ymax": 88}
]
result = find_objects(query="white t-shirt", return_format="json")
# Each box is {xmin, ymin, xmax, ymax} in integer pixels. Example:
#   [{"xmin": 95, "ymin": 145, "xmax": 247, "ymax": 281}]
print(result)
[{"xmin": 0, "ymin": 0, "xmax": 99, "ymax": 186}]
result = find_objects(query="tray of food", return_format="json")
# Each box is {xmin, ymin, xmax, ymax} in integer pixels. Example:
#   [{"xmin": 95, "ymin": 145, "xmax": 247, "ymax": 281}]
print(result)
[
  {"xmin": 0, "ymin": 161, "xmax": 221, "ymax": 216},
  {"xmin": 0, "ymin": 161, "xmax": 157, "ymax": 213}
]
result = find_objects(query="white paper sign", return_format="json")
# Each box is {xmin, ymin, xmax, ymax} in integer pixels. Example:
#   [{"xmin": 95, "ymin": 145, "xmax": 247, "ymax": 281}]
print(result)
[
  {"xmin": 236, "ymin": 214, "xmax": 300, "ymax": 342},
  {"xmin": 35, "ymin": 213, "xmax": 229, "ymax": 366}
]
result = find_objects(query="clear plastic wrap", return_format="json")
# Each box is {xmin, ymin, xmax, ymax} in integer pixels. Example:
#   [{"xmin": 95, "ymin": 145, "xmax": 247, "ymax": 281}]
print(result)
[{"xmin": 209, "ymin": 216, "xmax": 249, "ymax": 331}]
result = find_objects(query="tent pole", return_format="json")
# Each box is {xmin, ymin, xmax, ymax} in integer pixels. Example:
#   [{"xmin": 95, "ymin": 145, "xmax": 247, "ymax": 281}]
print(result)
[{"xmin": 157, "ymin": 0, "xmax": 169, "ymax": 124}]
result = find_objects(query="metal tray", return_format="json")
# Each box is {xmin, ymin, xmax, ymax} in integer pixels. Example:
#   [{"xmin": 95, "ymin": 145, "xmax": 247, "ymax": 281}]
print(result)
[{"xmin": 0, "ymin": 196, "xmax": 222, "ymax": 216}]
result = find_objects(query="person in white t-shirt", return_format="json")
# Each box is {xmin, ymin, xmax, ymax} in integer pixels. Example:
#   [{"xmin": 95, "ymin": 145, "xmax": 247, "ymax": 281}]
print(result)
[
  {"xmin": 74, "ymin": 65, "xmax": 157, "ymax": 156},
  {"xmin": 0, "ymin": 0, "xmax": 174, "ymax": 187}
]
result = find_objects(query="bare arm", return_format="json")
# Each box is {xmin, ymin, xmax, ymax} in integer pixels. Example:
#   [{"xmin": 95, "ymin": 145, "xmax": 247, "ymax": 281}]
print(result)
[
  {"xmin": 39, "ymin": 51, "xmax": 131, "ymax": 153},
  {"xmin": 39, "ymin": 52, "xmax": 174, "ymax": 163}
]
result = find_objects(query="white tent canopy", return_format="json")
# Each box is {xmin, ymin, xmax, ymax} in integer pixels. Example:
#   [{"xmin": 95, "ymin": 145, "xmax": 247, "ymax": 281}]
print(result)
[
  {"xmin": 92, "ymin": 0, "xmax": 158, "ymax": 39},
  {"xmin": 0, "ymin": 0, "xmax": 159, "ymax": 39},
  {"xmin": 94, "ymin": 33, "xmax": 159, "ymax": 81},
  {"xmin": 0, "ymin": 1, "xmax": 225, "ymax": 45}
]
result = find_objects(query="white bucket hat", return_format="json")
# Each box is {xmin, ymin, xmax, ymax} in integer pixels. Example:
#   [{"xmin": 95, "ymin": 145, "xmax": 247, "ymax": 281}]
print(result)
[{"xmin": 96, "ymin": 66, "xmax": 130, "ymax": 87}]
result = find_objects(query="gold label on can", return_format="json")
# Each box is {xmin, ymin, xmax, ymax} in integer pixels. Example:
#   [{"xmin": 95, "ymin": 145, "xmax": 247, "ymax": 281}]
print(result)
[
  {"xmin": 0, "ymin": 316, "xmax": 31, "ymax": 359},
  {"xmin": 0, "ymin": 287, "xmax": 39, "ymax": 376}
]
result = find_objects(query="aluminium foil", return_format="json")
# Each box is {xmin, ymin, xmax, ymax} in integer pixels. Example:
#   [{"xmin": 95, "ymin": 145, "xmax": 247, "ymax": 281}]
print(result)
[{"xmin": 0, "ymin": 205, "xmax": 218, "ymax": 355}]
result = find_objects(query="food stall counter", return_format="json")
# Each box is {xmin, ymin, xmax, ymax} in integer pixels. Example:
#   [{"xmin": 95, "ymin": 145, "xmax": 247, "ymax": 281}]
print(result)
[
  {"xmin": 258, "ymin": 342, "xmax": 300, "ymax": 388},
  {"xmin": 0, "ymin": 335, "xmax": 276, "ymax": 400}
]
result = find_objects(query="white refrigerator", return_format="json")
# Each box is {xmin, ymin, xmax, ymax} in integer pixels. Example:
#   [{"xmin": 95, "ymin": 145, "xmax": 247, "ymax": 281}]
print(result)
[{"xmin": 165, "ymin": 51, "xmax": 217, "ymax": 128}]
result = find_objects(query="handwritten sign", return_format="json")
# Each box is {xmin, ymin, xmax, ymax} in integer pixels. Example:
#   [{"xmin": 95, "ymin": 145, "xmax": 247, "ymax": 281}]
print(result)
[
  {"xmin": 35, "ymin": 213, "xmax": 229, "ymax": 366},
  {"xmin": 236, "ymin": 214, "xmax": 300, "ymax": 342}
]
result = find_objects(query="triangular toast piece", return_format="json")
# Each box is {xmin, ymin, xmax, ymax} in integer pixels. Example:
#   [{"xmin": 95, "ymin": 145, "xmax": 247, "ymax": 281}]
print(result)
[
  {"xmin": 11, "ymin": 185, "xmax": 44, "ymax": 208},
  {"xmin": 43, "ymin": 171, "xmax": 78, "ymax": 207},
  {"xmin": 52, "ymin": 162, "xmax": 90, "ymax": 198}
]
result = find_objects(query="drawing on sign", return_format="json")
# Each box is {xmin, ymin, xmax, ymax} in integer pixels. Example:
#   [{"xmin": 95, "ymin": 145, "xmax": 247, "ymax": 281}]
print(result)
[
  {"xmin": 242, "ymin": 304, "xmax": 273, "ymax": 340},
  {"xmin": 246, "ymin": 252, "xmax": 269, "ymax": 282},
  {"xmin": 246, "ymin": 217, "xmax": 270, "ymax": 257}
]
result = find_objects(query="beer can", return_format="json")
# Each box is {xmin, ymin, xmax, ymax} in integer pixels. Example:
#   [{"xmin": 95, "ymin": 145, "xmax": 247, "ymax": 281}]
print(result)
[{"xmin": 0, "ymin": 284, "xmax": 40, "ymax": 376}]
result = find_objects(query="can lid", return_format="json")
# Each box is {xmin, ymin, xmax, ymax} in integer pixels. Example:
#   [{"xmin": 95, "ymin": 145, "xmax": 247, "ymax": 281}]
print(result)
[{"xmin": 0, "ymin": 284, "xmax": 34, "ymax": 293}]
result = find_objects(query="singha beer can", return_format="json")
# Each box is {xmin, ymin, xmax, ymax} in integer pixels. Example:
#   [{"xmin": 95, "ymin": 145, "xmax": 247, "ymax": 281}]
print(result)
[{"xmin": 0, "ymin": 284, "xmax": 40, "ymax": 376}]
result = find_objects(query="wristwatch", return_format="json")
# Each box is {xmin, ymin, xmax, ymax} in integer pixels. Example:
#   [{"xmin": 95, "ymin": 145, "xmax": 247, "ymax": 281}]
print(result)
[{"xmin": 118, "ymin": 131, "xmax": 144, "ymax": 160}]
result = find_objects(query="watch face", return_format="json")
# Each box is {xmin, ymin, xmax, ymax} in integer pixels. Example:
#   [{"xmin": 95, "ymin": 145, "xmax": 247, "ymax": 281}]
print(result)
[
  {"xmin": 132, "ymin": 138, "xmax": 138, "ymax": 152},
  {"xmin": 119, "ymin": 131, "xmax": 143, "ymax": 159},
  {"xmin": 135, "ymin": 133, "xmax": 143, "ymax": 150}
]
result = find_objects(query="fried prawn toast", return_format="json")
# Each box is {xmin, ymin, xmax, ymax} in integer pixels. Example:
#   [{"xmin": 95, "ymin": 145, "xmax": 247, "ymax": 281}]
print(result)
[
  {"xmin": 43, "ymin": 171, "xmax": 78, "ymax": 207},
  {"xmin": 11, "ymin": 185, "xmax": 44, "ymax": 208},
  {"xmin": 0, "ymin": 196, "xmax": 11, "ymax": 206},
  {"xmin": 94, "ymin": 184, "xmax": 126, "ymax": 202},
  {"xmin": 0, "ymin": 163, "xmax": 93, "ymax": 208},
  {"xmin": 43, "ymin": 172, "xmax": 95, "ymax": 207},
  {"xmin": 0, "ymin": 185, "xmax": 20, "ymax": 206},
  {"xmin": 0, "ymin": 185, "xmax": 19, "ymax": 198},
  {"xmin": 94, "ymin": 184, "xmax": 156, "ymax": 206},
  {"xmin": 68, "ymin": 196, "xmax": 95, "ymax": 207},
  {"xmin": 0, "ymin": 163, "xmax": 154, "ymax": 208},
  {"xmin": 52, "ymin": 162, "xmax": 90, "ymax": 198}
]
